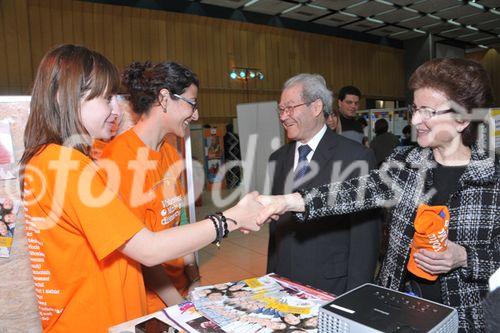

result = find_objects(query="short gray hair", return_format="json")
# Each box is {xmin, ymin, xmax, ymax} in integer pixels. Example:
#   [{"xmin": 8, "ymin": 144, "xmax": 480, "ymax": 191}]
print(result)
[{"xmin": 283, "ymin": 73, "xmax": 333, "ymax": 117}]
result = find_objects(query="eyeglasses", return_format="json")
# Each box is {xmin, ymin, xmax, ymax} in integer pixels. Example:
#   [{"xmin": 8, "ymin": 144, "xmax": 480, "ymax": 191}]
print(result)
[
  {"xmin": 408, "ymin": 104, "xmax": 454, "ymax": 120},
  {"xmin": 172, "ymin": 93, "xmax": 198, "ymax": 113},
  {"xmin": 277, "ymin": 102, "xmax": 310, "ymax": 116}
]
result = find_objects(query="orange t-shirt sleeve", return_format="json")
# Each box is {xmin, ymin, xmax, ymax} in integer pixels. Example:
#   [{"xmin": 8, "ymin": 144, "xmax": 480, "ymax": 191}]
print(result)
[
  {"xmin": 64, "ymin": 157, "xmax": 145, "ymax": 261},
  {"xmin": 100, "ymin": 137, "xmax": 149, "ymax": 220}
]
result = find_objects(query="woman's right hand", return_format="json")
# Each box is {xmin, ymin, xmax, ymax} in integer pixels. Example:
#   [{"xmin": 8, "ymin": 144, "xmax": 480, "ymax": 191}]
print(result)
[
  {"xmin": 255, "ymin": 193, "xmax": 305, "ymax": 225},
  {"xmin": 223, "ymin": 191, "xmax": 265, "ymax": 232}
]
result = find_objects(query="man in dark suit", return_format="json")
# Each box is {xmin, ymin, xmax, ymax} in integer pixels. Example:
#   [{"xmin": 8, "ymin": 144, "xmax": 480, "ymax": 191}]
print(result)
[{"xmin": 266, "ymin": 74, "xmax": 380, "ymax": 295}]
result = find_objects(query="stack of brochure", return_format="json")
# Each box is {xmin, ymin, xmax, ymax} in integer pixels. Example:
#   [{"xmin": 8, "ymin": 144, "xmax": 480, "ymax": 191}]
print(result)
[
  {"xmin": 0, "ymin": 197, "xmax": 18, "ymax": 258},
  {"xmin": 165, "ymin": 274, "xmax": 334, "ymax": 333}
]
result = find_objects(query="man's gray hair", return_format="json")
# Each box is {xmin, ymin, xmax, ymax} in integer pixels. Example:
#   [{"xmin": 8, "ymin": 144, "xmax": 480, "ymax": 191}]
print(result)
[{"xmin": 283, "ymin": 73, "xmax": 333, "ymax": 117}]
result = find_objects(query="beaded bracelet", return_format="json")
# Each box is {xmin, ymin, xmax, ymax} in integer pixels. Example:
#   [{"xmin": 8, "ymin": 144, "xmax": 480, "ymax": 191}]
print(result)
[
  {"xmin": 207, "ymin": 212, "xmax": 236, "ymax": 248},
  {"xmin": 215, "ymin": 212, "xmax": 229, "ymax": 238},
  {"xmin": 207, "ymin": 215, "xmax": 221, "ymax": 247}
]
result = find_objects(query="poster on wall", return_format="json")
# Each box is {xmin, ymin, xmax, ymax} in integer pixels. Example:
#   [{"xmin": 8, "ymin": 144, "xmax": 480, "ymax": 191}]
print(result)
[
  {"xmin": 203, "ymin": 127, "xmax": 224, "ymax": 187},
  {"xmin": 0, "ymin": 197, "xmax": 19, "ymax": 258},
  {"xmin": 393, "ymin": 109, "xmax": 409, "ymax": 137},
  {"xmin": 0, "ymin": 121, "xmax": 16, "ymax": 180},
  {"xmin": 493, "ymin": 109, "xmax": 500, "ymax": 153}
]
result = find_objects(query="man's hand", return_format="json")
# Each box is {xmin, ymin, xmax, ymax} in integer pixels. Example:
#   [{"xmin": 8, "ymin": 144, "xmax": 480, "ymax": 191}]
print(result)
[{"xmin": 255, "ymin": 193, "xmax": 305, "ymax": 225}]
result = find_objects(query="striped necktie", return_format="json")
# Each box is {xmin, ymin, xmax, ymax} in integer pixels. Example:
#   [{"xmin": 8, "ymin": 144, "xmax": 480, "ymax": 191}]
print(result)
[{"xmin": 294, "ymin": 144, "xmax": 312, "ymax": 185}]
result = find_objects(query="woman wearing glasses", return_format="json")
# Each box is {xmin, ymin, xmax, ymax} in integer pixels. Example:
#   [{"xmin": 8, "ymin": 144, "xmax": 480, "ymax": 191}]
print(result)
[
  {"xmin": 257, "ymin": 58, "xmax": 499, "ymax": 332},
  {"xmin": 101, "ymin": 61, "xmax": 206, "ymax": 313}
]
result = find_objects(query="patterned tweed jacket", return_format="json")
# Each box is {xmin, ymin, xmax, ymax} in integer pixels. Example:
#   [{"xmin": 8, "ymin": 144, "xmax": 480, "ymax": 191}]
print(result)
[{"xmin": 297, "ymin": 145, "xmax": 499, "ymax": 332}]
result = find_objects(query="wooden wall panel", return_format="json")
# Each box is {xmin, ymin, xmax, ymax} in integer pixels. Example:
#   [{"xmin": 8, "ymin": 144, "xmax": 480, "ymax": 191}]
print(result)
[
  {"xmin": 467, "ymin": 49, "xmax": 500, "ymax": 104},
  {"xmin": 71, "ymin": 1, "xmax": 83, "ymax": 46},
  {"xmin": 0, "ymin": 0, "xmax": 32, "ymax": 94},
  {"xmin": 61, "ymin": 0, "xmax": 74, "ymax": 44},
  {"xmin": 14, "ymin": 0, "xmax": 33, "ymax": 93},
  {"xmin": 0, "ymin": 2, "xmax": 8, "ymax": 93},
  {"xmin": 1, "ymin": 0, "xmax": 406, "ymax": 121}
]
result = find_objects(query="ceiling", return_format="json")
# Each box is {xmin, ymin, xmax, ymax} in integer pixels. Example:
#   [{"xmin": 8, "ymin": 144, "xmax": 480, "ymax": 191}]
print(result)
[{"xmin": 197, "ymin": 0, "xmax": 500, "ymax": 49}]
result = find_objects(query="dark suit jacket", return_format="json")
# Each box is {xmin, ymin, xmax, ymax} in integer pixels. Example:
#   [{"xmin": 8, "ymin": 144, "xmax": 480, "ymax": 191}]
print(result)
[{"xmin": 266, "ymin": 128, "xmax": 380, "ymax": 295}]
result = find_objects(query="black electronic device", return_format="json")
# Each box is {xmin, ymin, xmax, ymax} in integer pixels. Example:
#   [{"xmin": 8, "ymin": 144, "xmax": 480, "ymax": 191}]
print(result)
[{"xmin": 135, "ymin": 317, "xmax": 179, "ymax": 333}]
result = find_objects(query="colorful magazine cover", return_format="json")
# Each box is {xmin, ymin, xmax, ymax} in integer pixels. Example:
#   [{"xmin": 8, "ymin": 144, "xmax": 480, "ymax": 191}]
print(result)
[
  {"xmin": 189, "ymin": 274, "xmax": 334, "ymax": 333},
  {"xmin": 0, "ymin": 197, "xmax": 19, "ymax": 258},
  {"xmin": 163, "ymin": 301, "xmax": 224, "ymax": 333}
]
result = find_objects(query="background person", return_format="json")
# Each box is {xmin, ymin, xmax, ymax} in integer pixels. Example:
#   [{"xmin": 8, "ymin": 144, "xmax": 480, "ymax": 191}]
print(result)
[
  {"xmin": 337, "ymin": 85, "xmax": 363, "ymax": 143},
  {"xmin": 400, "ymin": 124, "xmax": 414, "ymax": 146},
  {"xmin": 325, "ymin": 107, "xmax": 342, "ymax": 134},
  {"xmin": 369, "ymin": 118, "xmax": 400, "ymax": 167}
]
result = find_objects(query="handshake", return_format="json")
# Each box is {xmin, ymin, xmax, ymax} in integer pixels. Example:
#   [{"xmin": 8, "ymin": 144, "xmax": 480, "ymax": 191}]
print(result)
[{"xmin": 222, "ymin": 192, "xmax": 306, "ymax": 233}]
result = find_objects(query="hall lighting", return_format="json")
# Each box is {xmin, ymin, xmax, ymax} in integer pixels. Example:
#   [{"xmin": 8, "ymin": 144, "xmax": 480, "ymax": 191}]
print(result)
[
  {"xmin": 229, "ymin": 67, "xmax": 264, "ymax": 81},
  {"xmin": 281, "ymin": 4, "xmax": 301, "ymax": 15},
  {"xmin": 403, "ymin": 6, "xmax": 419, "ymax": 13},
  {"xmin": 307, "ymin": 3, "xmax": 328, "ymax": 11},
  {"xmin": 339, "ymin": 10, "xmax": 358, "ymax": 18},
  {"xmin": 244, "ymin": 0, "xmax": 260, "ymax": 7},
  {"xmin": 375, "ymin": 0, "xmax": 395, "ymax": 6},
  {"xmin": 468, "ymin": 2, "xmax": 485, "ymax": 10},
  {"xmin": 367, "ymin": 17, "xmax": 384, "ymax": 24}
]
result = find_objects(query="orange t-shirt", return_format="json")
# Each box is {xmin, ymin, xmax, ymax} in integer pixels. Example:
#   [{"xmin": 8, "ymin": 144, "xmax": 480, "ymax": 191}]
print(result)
[
  {"xmin": 101, "ymin": 129, "xmax": 189, "ymax": 312},
  {"xmin": 23, "ymin": 144, "xmax": 147, "ymax": 332},
  {"xmin": 91, "ymin": 139, "xmax": 108, "ymax": 160}
]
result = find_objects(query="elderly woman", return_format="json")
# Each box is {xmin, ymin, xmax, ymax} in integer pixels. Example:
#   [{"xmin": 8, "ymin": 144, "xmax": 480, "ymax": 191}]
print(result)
[{"xmin": 258, "ymin": 58, "xmax": 499, "ymax": 332}]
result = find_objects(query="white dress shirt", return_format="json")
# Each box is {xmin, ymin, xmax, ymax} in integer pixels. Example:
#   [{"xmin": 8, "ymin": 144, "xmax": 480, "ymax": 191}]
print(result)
[{"xmin": 293, "ymin": 125, "xmax": 327, "ymax": 171}]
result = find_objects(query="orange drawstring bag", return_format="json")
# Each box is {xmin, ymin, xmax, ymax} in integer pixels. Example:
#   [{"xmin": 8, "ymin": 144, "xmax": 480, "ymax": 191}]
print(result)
[{"xmin": 407, "ymin": 204, "xmax": 450, "ymax": 281}]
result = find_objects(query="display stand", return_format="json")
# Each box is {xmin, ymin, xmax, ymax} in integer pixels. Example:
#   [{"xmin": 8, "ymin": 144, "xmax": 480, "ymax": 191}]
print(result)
[
  {"xmin": 0, "ymin": 96, "xmax": 41, "ymax": 331},
  {"xmin": 203, "ymin": 127, "xmax": 225, "ymax": 191},
  {"xmin": 236, "ymin": 101, "xmax": 283, "ymax": 194},
  {"xmin": 488, "ymin": 108, "xmax": 500, "ymax": 155},
  {"xmin": 357, "ymin": 107, "xmax": 409, "ymax": 142}
]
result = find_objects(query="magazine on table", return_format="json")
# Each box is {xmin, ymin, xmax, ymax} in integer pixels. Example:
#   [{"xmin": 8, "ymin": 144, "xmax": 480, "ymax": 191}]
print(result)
[
  {"xmin": 163, "ymin": 301, "xmax": 223, "ymax": 333},
  {"xmin": 165, "ymin": 274, "xmax": 334, "ymax": 333}
]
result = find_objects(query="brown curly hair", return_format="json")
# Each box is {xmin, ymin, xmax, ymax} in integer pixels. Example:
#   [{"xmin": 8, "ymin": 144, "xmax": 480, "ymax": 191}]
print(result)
[{"xmin": 409, "ymin": 58, "xmax": 494, "ymax": 146}]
